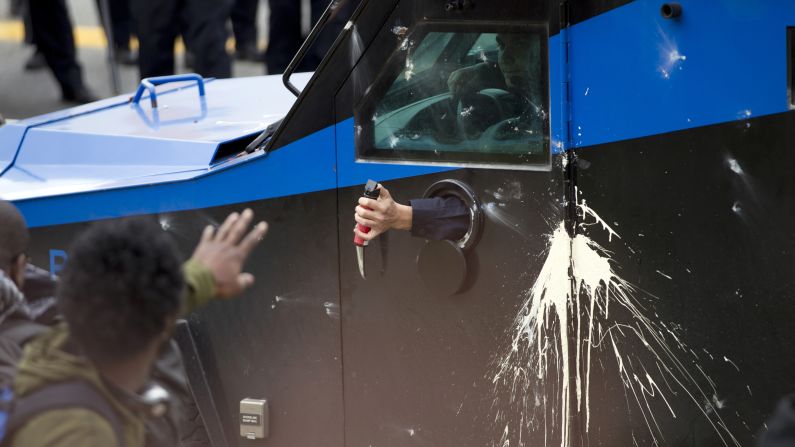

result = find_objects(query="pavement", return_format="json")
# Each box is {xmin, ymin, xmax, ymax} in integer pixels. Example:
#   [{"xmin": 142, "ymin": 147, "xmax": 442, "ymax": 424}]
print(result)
[{"xmin": 0, "ymin": 0, "xmax": 302, "ymax": 120}]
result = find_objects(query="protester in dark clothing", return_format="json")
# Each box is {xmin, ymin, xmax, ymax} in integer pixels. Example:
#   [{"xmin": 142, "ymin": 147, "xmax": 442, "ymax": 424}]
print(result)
[
  {"xmin": 27, "ymin": 0, "xmax": 97, "ymax": 104},
  {"xmin": 231, "ymin": 0, "xmax": 263, "ymax": 61},
  {"xmin": 0, "ymin": 203, "xmax": 267, "ymax": 447},
  {"xmin": 95, "ymin": 0, "xmax": 137, "ymax": 66},
  {"xmin": 16, "ymin": 1, "xmax": 47, "ymax": 71},
  {"xmin": 131, "ymin": 0, "xmax": 232, "ymax": 78},
  {"xmin": 353, "ymin": 184, "xmax": 470, "ymax": 243},
  {"xmin": 265, "ymin": 0, "xmax": 358, "ymax": 74},
  {"xmin": 264, "ymin": 0, "xmax": 303, "ymax": 74}
]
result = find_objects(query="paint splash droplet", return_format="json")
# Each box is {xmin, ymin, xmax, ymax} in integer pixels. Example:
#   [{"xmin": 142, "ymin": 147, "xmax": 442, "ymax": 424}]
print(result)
[{"xmin": 727, "ymin": 159, "xmax": 744, "ymax": 175}]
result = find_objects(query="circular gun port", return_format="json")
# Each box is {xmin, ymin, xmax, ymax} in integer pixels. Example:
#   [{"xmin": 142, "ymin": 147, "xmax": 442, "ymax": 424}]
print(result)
[{"xmin": 660, "ymin": 2, "xmax": 682, "ymax": 19}]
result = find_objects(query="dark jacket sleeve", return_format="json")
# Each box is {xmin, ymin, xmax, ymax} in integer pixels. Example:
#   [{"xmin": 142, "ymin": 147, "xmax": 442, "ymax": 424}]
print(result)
[
  {"xmin": 758, "ymin": 396, "xmax": 795, "ymax": 447},
  {"xmin": 409, "ymin": 197, "xmax": 470, "ymax": 241}
]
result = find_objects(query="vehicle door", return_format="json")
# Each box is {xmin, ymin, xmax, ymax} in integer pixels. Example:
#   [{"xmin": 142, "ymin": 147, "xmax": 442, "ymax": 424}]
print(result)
[{"xmin": 334, "ymin": 1, "xmax": 568, "ymax": 445}]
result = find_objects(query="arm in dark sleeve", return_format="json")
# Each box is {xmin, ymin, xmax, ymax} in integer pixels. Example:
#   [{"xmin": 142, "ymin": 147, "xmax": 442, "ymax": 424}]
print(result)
[{"xmin": 408, "ymin": 196, "xmax": 470, "ymax": 241}]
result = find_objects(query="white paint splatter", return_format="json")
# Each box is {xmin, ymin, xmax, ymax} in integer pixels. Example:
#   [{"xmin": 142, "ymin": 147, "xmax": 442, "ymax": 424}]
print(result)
[
  {"xmin": 391, "ymin": 25, "xmax": 408, "ymax": 36},
  {"xmin": 404, "ymin": 57, "xmax": 415, "ymax": 81},
  {"xmin": 159, "ymin": 216, "xmax": 171, "ymax": 231},
  {"xmin": 324, "ymin": 301, "xmax": 340, "ymax": 319},
  {"xmin": 657, "ymin": 25, "xmax": 687, "ymax": 80},
  {"xmin": 389, "ymin": 135, "xmax": 400, "ymax": 148},
  {"xmin": 492, "ymin": 198, "xmax": 740, "ymax": 446},
  {"xmin": 727, "ymin": 159, "xmax": 744, "ymax": 175},
  {"xmin": 656, "ymin": 270, "xmax": 673, "ymax": 280}
]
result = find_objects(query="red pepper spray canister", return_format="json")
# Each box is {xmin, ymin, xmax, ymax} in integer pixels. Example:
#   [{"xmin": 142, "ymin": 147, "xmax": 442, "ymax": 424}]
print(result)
[{"xmin": 354, "ymin": 180, "xmax": 381, "ymax": 279}]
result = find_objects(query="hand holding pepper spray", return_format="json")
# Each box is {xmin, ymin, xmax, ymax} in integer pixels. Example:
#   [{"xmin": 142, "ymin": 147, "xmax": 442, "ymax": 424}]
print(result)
[{"xmin": 353, "ymin": 180, "xmax": 380, "ymax": 279}]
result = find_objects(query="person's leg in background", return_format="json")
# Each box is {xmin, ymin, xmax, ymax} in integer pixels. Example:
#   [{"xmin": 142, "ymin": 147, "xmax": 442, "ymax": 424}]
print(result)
[
  {"xmin": 21, "ymin": 0, "xmax": 46, "ymax": 71},
  {"xmin": 182, "ymin": 0, "xmax": 232, "ymax": 78},
  {"xmin": 300, "ymin": 0, "xmax": 358, "ymax": 71},
  {"xmin": 109, "ymin": 0, "xmax": 137, "ymax": 65},
  {"xmin": 264, "ymin": 0, "xmax": 302, "ymax": 74},
  {"xmin": 130, "ymin": 0, "xmax": 179, "ymax": 78},
  {"xmin": 27, "ymin": 0, "xmax": 96, "ymax": 103},
  {"xmin": 231, "ymin": 0, "xmax": 262, "ymax": 62}
]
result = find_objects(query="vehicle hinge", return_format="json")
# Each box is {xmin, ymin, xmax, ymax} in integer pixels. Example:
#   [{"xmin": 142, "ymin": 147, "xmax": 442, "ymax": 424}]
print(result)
[
  {"xmin": 559, "ymin": 0, "xmax": 570, "ymax": 29},
  {"xmin": 558, "ymin": 0, "xmax": 578, "ymax": 236}
]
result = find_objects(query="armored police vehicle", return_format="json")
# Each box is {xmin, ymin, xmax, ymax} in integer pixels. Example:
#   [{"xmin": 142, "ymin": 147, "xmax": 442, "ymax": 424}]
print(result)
[{"xmin": 2, "ymin": 0, "xmax": 794, "ymax": 445}]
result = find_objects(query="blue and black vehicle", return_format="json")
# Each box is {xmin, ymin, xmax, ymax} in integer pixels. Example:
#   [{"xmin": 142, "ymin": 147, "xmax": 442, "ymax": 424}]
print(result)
[{"xmin": 2, "ymin": 0, "xmax": 795, "ymax": 445}]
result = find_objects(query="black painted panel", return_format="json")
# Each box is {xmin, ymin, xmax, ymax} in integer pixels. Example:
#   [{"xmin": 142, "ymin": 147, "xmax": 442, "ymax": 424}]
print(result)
[
  {"xmin": 337, "ymin": 167, "xmax": 566, "ymax": 445},
  {"xmin": 574, "ymin": 111, "xmax": 795, "ymax": 445},
  {"xmin": 571, "ymin": 0, "xmax": 635, "ymax": 25},
  {"xmin": 27, "ymin": 190, "xmax": 344, "ymax": 447}
]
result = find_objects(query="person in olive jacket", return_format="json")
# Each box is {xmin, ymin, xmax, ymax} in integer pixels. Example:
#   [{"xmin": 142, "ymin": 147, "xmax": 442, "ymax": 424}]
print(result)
[{"xmin": 7, "ymin": 209, "xmax": 267, "ymax": 447}]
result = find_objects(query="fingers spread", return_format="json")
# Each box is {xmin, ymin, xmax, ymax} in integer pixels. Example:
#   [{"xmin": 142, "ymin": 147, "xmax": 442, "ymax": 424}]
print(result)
[
  {"xmin": 237, "ymin": 273, "xmax": 255, "ymax": 291},
  {"xmin": 239, "ymin": 221, "xmax": 269, "ymax": 256},
  {"xmin": 225, "ymin": 208, "xmax": 254, "ymax": 244},
  {"xmin": 200, "ymin": 224, "xmax": 215, "ymax": 243},
  {"xmin": 216, "ymin": 212, "xmax": 239, "ymax": 241}
]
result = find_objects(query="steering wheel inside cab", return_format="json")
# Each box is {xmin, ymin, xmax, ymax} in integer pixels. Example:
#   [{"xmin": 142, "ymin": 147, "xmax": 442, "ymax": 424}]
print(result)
[
  {"xmin": 382, "ymin": 89, "xmax": 528, "ymax": 147},
  {"xmin": 457, "ymin": 88, "xmax": 526, "ymax": 140}
]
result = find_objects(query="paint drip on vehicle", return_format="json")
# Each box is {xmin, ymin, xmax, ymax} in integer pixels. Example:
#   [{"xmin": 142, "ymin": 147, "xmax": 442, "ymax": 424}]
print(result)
[{"xmin": 492, "ymin": 199, "xmax": 740, "ymax": 447}]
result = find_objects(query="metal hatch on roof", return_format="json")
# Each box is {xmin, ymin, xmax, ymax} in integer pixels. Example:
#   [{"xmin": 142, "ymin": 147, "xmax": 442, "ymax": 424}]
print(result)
[{"xmin": 0, "ymin": 73, "xmax": 312, "ymax": 202}]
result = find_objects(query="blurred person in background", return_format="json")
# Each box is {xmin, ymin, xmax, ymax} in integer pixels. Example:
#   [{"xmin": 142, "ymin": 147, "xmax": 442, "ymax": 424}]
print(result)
[
  {"xmin": 95, "ymin": 0, "xmax": 138, "ymax": 66},
  {"xmin": 27, "ymin": 0, "xmax": 97, "ymax": 104},
  {"xmin": 231, "ymin": 0, "xmax": 264, "ymax": 62},
  {"xmin": 265, "ymin": 0, "xmax": 358, "ymax": 74},
  {"xmin": 131, "ymin": 0, "xmax": 232, "ymax": 78},
  {"xmin": 9, "ymin": 0, "xmax": 47, "ymax": 72}
]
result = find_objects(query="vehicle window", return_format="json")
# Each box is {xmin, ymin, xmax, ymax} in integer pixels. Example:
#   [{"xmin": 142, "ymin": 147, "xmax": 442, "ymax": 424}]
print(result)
[{"xmin": 359, "ymin": 25, "xmax": 549, "ymax": 167}]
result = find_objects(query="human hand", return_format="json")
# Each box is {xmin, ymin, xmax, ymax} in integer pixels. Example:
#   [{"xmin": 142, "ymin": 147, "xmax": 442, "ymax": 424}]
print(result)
[
  {"xmin": 354, "ymin": 185, "xmax": 412, "ymax": 242},
  {"xmin": 447, "ymin": 64, "xmax": 491, "ymax": 101},
  {"xmin": 191, "ymin": 209, "xmax": 268, "ymax": 299}
]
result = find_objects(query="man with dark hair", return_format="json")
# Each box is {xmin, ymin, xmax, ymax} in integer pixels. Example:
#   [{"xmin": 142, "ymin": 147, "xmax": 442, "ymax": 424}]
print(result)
[
  {"xmin": 0, "ymin": 201, "xmax": 30, "ymax": 292},
  {"xmin": 6, "ymin": 209, "xmax": 267, "ymax": 447}
]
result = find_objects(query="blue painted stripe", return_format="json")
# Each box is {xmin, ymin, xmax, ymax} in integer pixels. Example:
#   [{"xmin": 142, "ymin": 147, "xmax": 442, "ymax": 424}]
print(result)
[
  {"xmin": 565, "ymin": 0, "xmax": 795, "ymax": 148},
  {"xmin": 14, "ymin": 119, "xmax": 453, "ymax": 228},
  {"xmin": 14, "ymin": 124, "xmax": 337, "ymax": 228},
  {"xmin": 13, "ymin": 0, "xmax": 795, "ymax": 226}
]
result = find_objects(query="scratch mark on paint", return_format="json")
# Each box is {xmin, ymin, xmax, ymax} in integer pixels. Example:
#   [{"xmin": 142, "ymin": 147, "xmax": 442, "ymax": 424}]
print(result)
[
  {"xmin": 724, "ymin": 356, "xmax": 740, "ymax": 372},
  {"xmin": 491, "ymin": 198, "xmax": 740, "ymax": 446}
]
